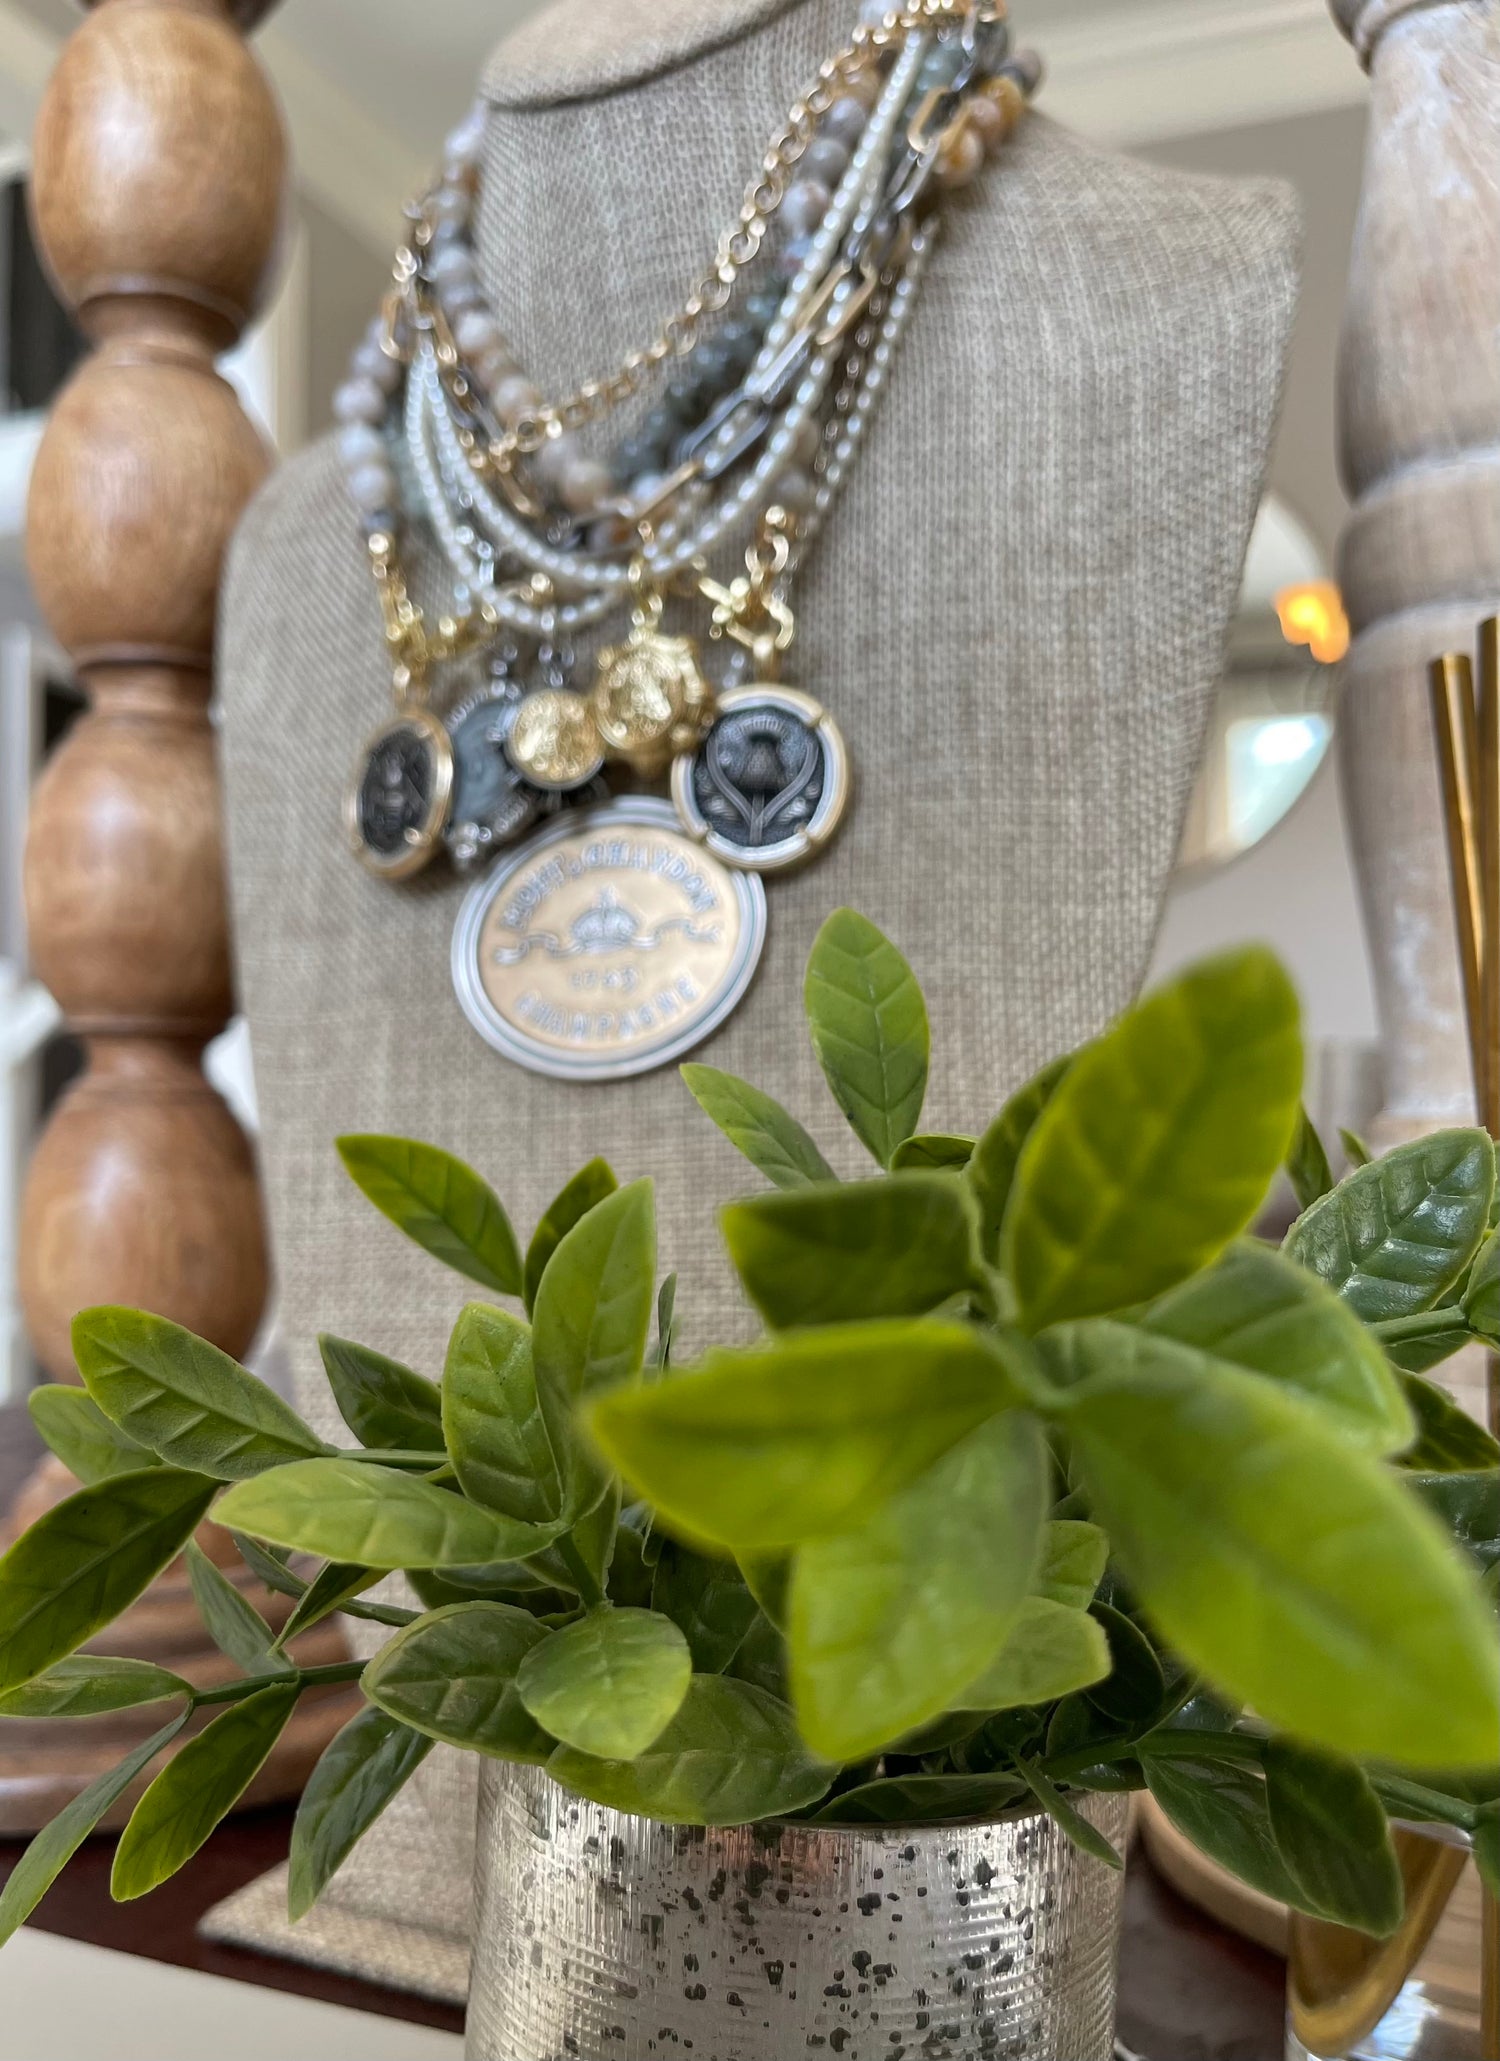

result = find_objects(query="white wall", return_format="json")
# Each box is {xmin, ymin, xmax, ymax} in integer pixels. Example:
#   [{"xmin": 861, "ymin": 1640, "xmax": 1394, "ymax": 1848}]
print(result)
[{"xmin": 1151, "ymin": 749, "xmax": 1377, "ymax": 1047}]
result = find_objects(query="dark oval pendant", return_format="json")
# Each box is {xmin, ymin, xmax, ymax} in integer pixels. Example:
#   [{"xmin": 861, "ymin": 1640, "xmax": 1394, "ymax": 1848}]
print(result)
[
  {"xmin": 672, "ymin": 684, "xmax": 851, "ymax": 872},
  {"xmin": 443, "ymin": 686, "xmax": 541, "ymax": 873},
  {"xmin": 345, "ymin": 707, "xmax": 455, "ymax": 881}
]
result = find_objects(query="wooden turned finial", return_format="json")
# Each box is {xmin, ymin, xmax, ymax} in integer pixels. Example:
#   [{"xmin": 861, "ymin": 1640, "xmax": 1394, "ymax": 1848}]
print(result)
[{"xmin": 5, "ymin": 0, "xmax": 359, "ymax": 1834}]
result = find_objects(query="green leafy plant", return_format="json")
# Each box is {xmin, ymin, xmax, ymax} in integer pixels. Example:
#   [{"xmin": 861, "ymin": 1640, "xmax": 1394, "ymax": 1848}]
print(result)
[{"xmin": 3, "ymin": 910, "xmax": 1498, "ymax": 1950}]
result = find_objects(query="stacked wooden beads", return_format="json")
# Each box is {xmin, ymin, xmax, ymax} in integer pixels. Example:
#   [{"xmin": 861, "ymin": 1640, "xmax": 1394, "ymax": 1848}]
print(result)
[
  {"xmin": 5, "ymin": 0, "xmax": 364, "ymax": 1833},
  {"xmin": 20, "ymin": 0, "xmax": 280, "ymax": 1379}
]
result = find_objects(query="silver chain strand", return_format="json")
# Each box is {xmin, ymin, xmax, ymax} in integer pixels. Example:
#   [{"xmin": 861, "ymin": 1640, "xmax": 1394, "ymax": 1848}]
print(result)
[{"xmin": 410, "ymin": 27, "xmax": 933, "ymax": 613}]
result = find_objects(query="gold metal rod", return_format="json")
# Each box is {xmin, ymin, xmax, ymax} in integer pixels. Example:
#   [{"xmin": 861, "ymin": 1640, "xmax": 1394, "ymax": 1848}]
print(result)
[
  {"xmin": 1478, "ymin": 626, "xmax": 1500, "ymax": 1147},
  {"xmin": 1429, "ymin": 654, "xmax": 1487, "ymax": 1122}
]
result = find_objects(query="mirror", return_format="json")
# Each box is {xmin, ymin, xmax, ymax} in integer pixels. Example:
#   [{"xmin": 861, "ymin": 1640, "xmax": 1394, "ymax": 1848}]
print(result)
[{"xmin": 1177, "ymin": 494, "xmax": 1346, "ymax": 876}]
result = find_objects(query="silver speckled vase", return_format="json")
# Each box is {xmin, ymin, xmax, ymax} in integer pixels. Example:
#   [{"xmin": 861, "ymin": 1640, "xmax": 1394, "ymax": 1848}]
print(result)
[{"xmin": 466, "ymin": 1763, "xmax": 1128, "ymax": 2061}]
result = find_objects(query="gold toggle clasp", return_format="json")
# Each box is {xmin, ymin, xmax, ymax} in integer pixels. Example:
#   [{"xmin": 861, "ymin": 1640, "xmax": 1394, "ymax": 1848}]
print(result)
[{"xmin": 698, "ymin": 509, "xmax": 799, "ymax": 681}]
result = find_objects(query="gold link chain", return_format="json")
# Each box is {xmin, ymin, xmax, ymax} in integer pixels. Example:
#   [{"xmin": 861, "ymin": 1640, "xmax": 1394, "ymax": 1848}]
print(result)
[{"xmin": 494, "ymin": 0, "xmax": 1001, "ymax": 463}]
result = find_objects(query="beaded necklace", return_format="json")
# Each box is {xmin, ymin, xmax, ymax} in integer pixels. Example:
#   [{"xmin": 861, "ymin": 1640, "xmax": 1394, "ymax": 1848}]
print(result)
[{"xmin": 338, "ymin": 0, "xmax": 1039, "ymax": 1080}]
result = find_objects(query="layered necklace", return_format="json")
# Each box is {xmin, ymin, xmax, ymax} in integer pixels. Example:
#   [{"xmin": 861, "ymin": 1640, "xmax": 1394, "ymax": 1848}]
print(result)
[{"xmin": 337, "ymin": 0, "xmax": 1039, "ymax": 1080}]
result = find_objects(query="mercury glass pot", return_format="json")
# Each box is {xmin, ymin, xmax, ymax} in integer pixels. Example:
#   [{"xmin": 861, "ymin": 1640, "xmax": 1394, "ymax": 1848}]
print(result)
[{"xmin": 466, "ymin": 1763, "xmax": 1129, "ymax": 2061}]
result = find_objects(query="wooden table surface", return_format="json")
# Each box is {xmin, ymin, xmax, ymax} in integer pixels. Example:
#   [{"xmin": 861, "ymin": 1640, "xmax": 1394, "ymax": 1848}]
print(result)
[{"xmin": 0, "ymin": 1402, "xmax": 1287, "ymax": 2058}]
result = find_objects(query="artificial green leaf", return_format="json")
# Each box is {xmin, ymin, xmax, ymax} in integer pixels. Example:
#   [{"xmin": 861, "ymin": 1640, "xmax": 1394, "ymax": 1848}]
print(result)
[
  {"xmin": 216, "ymin": 1458, "xmax": 565, "ymax": 1570},
  {"xmin": 533, "ymin": 1180, "xmax": 656, "ymax": 1519},
  {"xmin": 1397, "ymin": 1374, "xmax": 1500, "ymax": 1473},
  {"xmin": 1408, "ymin": 1472, "xmax": 1500, "ymax": 1575},
  {"xmin": 0, "ymin": 1711, "xmax": 188, "ymax": 1946},
  {"xmin": 1284, "ymin": 1129, "xmax": 1495, "ymax": 1323},
  {"xmin": 1463, "ymin": 1228, "xmax": 1500, "ymax": 1340},
  {"xmin": 1036, "ymin": 1521, "xmax": 1109, "ymax": 1611},
  {"xmin": 804, "ymin": 908, "xmax": 929, "ymax": 1168},
  {"xmin": 721, "ymin": 1174, "xmax": 980, "ymax": 1330},
  {"xmin": 950, "ymin": 1598, "xmax": 1110, "ymax": 1713},
  {"xmin": 230, "ymin": 1532, "xmax": 301, "ymax": 1598},
  {"xmin": 653, "ymin": 1274, "xmax": 677, "ymax": 1373},
  {"xmin": 1380, "ymin": 1315, "xmax": 1483, "ymax": 1375},
  {"xmin": 969, "ymin": 1055, "xmax": 1072, "ymax": 1263},
  {"xmin": 516, "ymin": 1608, "xmax": 692, "ymax": 1760},
  {"xmin": 524, "ymin": 1158, "xmax": 619, "ymax": 1315},
  {"xmin": 276, "ymin": 1562, "xmax": 381, "ymax": 1646},
  {"xmin": 442, "ymin": 1303, "xmax": 561, "ymax": 1524},
  {"xmin": 407, "ymin": 1564, "xmax": 561, "ymax": 1613},
  {"xmin": 361, "ymin": 1602, "xmax": 553, "ymax": 1761},
  {"xmin": 607, "ymin": 1524, "xmax": 656, "ymax": 1611},
  {"xmin": 1288, "ymin": 1107, "xmax": 1336, "ymax": 1211},
  {"xmin": 336, "ymin": 1134, "xmax": 522, "ymax": 1296},
  {"xmin": 787, "ymin": 1411, "xmax": 1047, "ymax": 1760},
  {"xmin": 288, "ymin": 1705, "xmax": 433, "ymax": 1921},
  {"xmin": 0, "ymin": 1468, "xmax": 216, "ymax": 1699},
  {"xmin": 111, "ymin": 1680, "xmax": 300, "ymax": 1899},
  {"xmin": 1341, "ymin": 1129, "xmax": 1373, "ymax": 1169},
  {"xmin": 185, "ymin": 1542, "xmax": 288, "ymax": 1677},
  {"xmin": 726, "ymin": 1611, "xmax": 788, "ymax": 1702},
  {"xmin": 651, "ymin": 1543, "xmax": 759, "ymax": 1674},
  {"xmin": 0, "ymin": 1655, "xmax": 189, "ymax": 1720},
  {"xmin": 1138, "ymin": 1241, "xmax": 1414, "ymax": 1456},
  {"xmin": 1142, "ymin": 1754, "xmax": 1303, "ymax": 1906},
  {"xmin": 27, "ymin": 1385, "xmax": 159, "ymax": 1486},
  {"xmin": 317, "ymin": 1336, "xmax": 444, "ymax": 1455},
  {"xmin": 891, "ymin": 1134, "xmax": 977, "ymax": 1173},
  {"xmin": 1087, "ymin": 1603, "xmax": 1167, "ymax": 1724},
  {"xmin": 1054, "ymin": 1323, "xmax": 1500, "ymax": 1767},
  {"xmin": 810, "ymin": 1773, "xmax": 1028, "ymax": 1826},
  {"xmin": 1004, "ymin": 950, "xmax": 1302, "ymax": 1330},
  {"xmin": 548, "ymin": 1676, "xmax": 833, "ymax": 1825},
  {"xmin": 72, "ymin": 1309, "xmax": 325, "ymax": 1481},
  {"xmin": 1263, "ymin": 1739, "xmax": 1403, "ymax": 1936},
  {"xmin": 588, "ymin": 1319, "xmax": 1029, "ymax": 1551},
  {"xmin": 738, "ymin": 1553, "xmax": 790, "ymax": 1631},
  {"xmin": 680, "ymin": 1067, "xmax": 835, "ymax": 1190},
  {"xmin": 545, "ymin": 1480, "xmax": 622, "ymax": 1603},
  {"xmin": 1015, "ymin": 1758, "xmax": 1122, "ymax": 1868}
]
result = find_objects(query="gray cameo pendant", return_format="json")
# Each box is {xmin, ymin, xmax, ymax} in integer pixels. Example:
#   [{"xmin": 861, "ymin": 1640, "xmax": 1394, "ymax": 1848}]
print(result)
[
  {"xmin": 672, "ymin": 684, "xmax": 850, "ymax": 872},
  {"xmin": 451, "ymin": 797, "xmax": 766, "ymax": 1082},
  {"xmin": 346, "ymin": 707, "xmax": 454, "ymax": 882},
  {"xmin": 443, "ymin": 685, "xmax": 541, "ymax": 873}
]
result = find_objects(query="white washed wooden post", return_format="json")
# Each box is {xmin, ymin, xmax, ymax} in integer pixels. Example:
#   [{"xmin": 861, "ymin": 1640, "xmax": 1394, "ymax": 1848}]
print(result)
[{"xmin": 1330, "ymin": 0, "xmax": 1500, "ymax": 1143}]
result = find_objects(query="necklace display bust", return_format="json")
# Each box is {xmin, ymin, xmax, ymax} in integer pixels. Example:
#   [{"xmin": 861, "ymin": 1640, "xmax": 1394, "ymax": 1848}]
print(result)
[
  {"xmin": 221, "ymin": 0, "xmax": 1299, "ymax": 1403},
  {"xmin": 207, "ymin": 0, "xmax": 1299, "ymax": 1995}
]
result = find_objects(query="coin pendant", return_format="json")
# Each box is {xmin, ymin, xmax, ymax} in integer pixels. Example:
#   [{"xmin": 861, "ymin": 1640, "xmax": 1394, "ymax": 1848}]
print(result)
[
  {"xmin": 451, "ymin": 796, "xmax": 767, "ymax": 1081},
  {"xmin": 505, "ymin": 688, "xmax": 607, "ymax": 792},
  {"xmin": 345, "ymin": 707, "xmax": 454, "ymax": 881},
  {"xmin": 672, "ymin": 684, "xmax": 850, "ymax": 872},
  {"xmin": 444, "ymin": 685, "xmax": 541, "ymax": 873},
  {"xmin": 592, "ymin": 627, "xmax": 714, "ymax": 778}
]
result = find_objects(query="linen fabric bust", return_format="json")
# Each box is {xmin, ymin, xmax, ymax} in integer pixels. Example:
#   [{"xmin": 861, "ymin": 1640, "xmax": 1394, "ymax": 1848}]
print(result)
[
  {"xmin": 215, "ymin": 0, "xmax": 1297, "ymax": 1989},
  {"xmin": 222, "ymin": 0, "xmax": 1298, "ymax": 1401}
]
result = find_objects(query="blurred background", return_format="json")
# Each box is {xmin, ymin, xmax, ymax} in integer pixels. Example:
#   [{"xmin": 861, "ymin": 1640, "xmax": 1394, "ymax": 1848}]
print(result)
[{"xmin": 0, "ymin": 0, "xmax": 1378, "ymax": 1409}]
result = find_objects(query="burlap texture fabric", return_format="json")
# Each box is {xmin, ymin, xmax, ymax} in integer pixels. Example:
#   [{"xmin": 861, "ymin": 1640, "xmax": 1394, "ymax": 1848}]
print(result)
[{"xmin": 209, "ymin": 0, "xmax": 1298, "ymax": 2002}]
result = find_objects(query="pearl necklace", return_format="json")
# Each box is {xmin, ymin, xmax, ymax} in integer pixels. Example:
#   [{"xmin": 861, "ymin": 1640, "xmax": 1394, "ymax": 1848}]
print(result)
[{"xmin": 340, "ymin": 1, "xmax": 1040, "ymax": 890}]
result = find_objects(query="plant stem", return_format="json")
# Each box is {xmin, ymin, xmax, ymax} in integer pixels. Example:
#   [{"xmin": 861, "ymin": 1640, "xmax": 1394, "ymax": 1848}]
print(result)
[
  {"xmin": 1370, "ymin": 1308, "xmax": 1471, "ymax": 1343},
  {"xmin": 554, "ymin": 1536, "xmax": 606, "ymax": 1609},
  {"xmin": 189, "ymin": 1659, "xmax": 367, "ymax": 1712},
  {"xmin": 1041, "ymin": 1727, "xmax": 1265, "ymax": 1786},
  {"xmin": 1371, "ymin": 1775, "xmax": 1478, "ymax": 1832},
  {"xmin": 342, "ymin": 1597, "xmax": 419, "ymax": 1631},
  {"xmin": 337, "ymin": 1449, "xmax": 452, "ymax": 1471}
]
